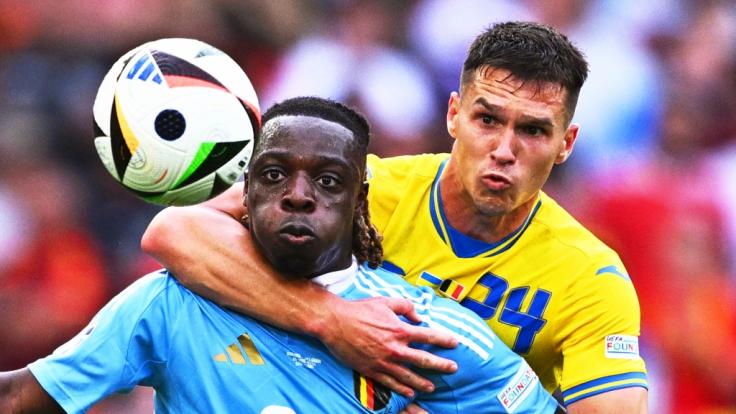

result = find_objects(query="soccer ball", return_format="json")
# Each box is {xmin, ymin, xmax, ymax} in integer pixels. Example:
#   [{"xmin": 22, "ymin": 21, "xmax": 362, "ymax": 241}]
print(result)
[{"xmin": 93, "ymin": 38, "xmax": 260, "ymax": 206}]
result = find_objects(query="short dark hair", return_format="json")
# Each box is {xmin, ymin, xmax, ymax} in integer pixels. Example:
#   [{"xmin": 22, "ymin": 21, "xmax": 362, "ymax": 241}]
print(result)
[
  {"xmin": 258, "ymin": 96, "xmax": 371, "ymax": 162},
  {"xmin": 462, "ymin": 21, "xmax": 589, "ymax": 119},
  {"xmin": 253, "ymin": 96, "xmax": 383, "ymax": 268}
]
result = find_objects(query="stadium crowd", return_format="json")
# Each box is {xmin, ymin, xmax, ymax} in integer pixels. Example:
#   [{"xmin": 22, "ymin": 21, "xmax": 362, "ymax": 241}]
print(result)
[{"xmin": 0, "ymin": 0, "xmax": 734, "ymax": 412}]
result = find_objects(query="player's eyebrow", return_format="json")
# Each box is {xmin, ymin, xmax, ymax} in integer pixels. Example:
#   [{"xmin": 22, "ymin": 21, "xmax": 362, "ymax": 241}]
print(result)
[
  {"xmin": 258, "ymin": 149, "xmax": 353, "ymax": 171},
  {"xmin": 474, "ymin": 97, "xmax": 554, "ymax": 128}
]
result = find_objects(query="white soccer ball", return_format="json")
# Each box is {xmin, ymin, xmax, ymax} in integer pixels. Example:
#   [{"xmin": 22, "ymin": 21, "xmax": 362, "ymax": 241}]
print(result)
[{"xmin": 93, "ymin": 38, "xmax": 260, "ymax": 206}]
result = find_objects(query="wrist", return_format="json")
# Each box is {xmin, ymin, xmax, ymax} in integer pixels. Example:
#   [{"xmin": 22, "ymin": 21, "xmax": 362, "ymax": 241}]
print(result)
[{"xmin": 301, "ymin": 289, "xmax": 343, "ymax": 341}]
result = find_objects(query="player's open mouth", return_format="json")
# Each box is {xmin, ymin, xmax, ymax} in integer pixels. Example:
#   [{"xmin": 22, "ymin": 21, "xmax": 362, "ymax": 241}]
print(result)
[
  {"xmin": 482, "ymin": 172, "xmax": 512, "ymax": 191},
  {"xmin": 279, "ymin": 223, "xmax": 316, "ymax": 244}
]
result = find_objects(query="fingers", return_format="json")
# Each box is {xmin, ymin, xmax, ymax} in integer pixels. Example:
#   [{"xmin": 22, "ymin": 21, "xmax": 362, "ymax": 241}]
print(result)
[
  {"xmin": 382, "ymin": 297, "xmax": 422, "ymax": 323},
  {"xmin": 380, "ymin": 362, "xmax": 436, "ymax": 393},
  {"xmin": 405, "ymin": 325, "xmax": 458, "ymax": 349},
  {"xmin": 400, "ymin": 403, "xmax": 429, "ymax": 414},
  {"xmin": 370, "ymin": 372, "xmax": 416, "ymax": 398},
  {"xmin": 396, "ymin": 348, "xmax": 458, "ymax": 373}
]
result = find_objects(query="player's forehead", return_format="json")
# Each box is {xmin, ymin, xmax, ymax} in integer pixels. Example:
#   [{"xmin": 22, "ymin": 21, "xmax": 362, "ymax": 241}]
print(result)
[
  {"xmin": 463, "ymin": 67, "xmax": 568, "ymax": 120},
  {"xmin": 254, "ymin": 115, "xmax": 361, "ymax": 173}
]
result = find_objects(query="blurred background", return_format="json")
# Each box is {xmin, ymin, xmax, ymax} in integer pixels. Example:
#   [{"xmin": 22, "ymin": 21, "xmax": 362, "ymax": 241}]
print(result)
[{"xmin": 0, "ymin": 0, "xmax": 734, "ymax": 412}]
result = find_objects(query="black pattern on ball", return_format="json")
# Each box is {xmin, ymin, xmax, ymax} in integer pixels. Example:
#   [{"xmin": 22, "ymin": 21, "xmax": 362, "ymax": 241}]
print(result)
[{"xmin": 155, "ymin": 109, "xmax": 186, "ymax": 140}]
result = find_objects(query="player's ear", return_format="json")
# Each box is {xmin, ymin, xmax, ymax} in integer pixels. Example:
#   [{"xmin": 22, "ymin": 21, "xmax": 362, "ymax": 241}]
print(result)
[
  {"xmin": 446, "ymin": 92, "xmax": 460, "ymax": 139},
  {"xmin": 241, "ymin": 173, "xmax": 250, "ymax": 228},
  {"xmin": 242, "ymin": 173, "xmax": 250, "ymax": 203},
  {"xmin": 555, "ymin": 123, "xmax": 579, "ymax": 164}
]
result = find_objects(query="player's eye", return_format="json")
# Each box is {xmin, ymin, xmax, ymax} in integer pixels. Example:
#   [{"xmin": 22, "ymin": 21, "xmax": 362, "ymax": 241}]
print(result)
[
  {"xmin": 262, "ymin": 168, "xmax": 285, "ymax": 182},
  {"xmin": 316, "ymin": 174, "xmax": 341, "ymax": 189},
  {"xmin": 482, "ymin": 115, "xmax": 498, "ymax": 125},
  {"xmin": 523, "ymin": 126, "xmax": 544, "ymax": 137}
]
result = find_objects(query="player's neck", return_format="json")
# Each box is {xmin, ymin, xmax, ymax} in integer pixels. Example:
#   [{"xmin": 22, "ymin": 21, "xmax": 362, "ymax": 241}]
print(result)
[{"xmin": 439, "ymin": 167, "xmax": 537, "ymax": 244}]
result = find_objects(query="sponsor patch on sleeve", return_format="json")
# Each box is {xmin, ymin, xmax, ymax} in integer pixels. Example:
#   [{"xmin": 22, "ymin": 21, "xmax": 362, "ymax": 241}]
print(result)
[
  {"xmin": 604, "ymin": 334, "xmax": 640, "ymax": 360},
  {"xmin": 497, "ymin": 361, "xmax": 539, "ymax": 413}
]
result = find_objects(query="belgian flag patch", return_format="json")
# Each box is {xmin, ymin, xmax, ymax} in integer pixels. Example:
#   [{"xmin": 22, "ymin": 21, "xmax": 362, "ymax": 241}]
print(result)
[
  {"xmin": 353, "ymin": 371, "xmax": 392, "ymax": 410},
  {"xmin": 439, "ymin": 279, "xmax": 466, "ymax": 301}
]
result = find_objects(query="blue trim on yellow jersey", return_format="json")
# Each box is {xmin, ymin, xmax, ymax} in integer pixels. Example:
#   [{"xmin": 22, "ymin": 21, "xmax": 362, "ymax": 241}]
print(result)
[
  {"xmin": 428, "ymin": 160, "xmax": 542, "ymax": 258},
  {"xmin": 420, "ymin": 272, "xmax": 443, "ymax": 286},
  {"xmin": 428, "ymin": 160, "xmax": 448, "ymax": 244},
  {"xmin": 562, "ymin": 372, "xmax": 648, "ymax": 405},
  {"xmin": 595, "ymin": 265, "xmax": 631, "ymax": 282},
  {"xmin": 481, "ymin": 201, "xmax": 541, "ymax": 258},
  {"xmin": 379, "ymin": 260, "xmax": 406, "ymax": 276}
]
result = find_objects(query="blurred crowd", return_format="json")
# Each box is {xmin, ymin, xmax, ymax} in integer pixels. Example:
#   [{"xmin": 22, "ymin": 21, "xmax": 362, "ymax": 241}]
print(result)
[{"xmin": 0, "ymin": 0, "xmax": 734, "ymax": 412}]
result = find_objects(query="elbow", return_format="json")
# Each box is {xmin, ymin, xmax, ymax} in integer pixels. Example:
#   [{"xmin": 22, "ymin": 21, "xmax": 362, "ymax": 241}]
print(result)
[{"xmin": 141, "ymin": 208, "xmax": 180, "ymax": 260}]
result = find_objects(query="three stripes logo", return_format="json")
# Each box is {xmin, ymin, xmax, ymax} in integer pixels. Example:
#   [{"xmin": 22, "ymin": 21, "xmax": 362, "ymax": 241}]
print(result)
[
  {"xmin": 353, "ymin": 371, "xmax": 392, "ymax": 411},
  {"xmin": 213, "ymin": 333, "xmax": 265, "ymax": 366},
  {"xmin": 126, "ymin": 52, "xmax": 164, "ymax": 84}
]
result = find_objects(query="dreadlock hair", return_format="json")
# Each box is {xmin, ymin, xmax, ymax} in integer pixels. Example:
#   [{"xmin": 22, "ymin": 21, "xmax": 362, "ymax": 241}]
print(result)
[
  {"xmin": 257, "ymin": 96, "xmax": 383, "ymax": 268},
  {"xmin": 462, "ymin": 21, "xmax": 589, "ymax": 122}
]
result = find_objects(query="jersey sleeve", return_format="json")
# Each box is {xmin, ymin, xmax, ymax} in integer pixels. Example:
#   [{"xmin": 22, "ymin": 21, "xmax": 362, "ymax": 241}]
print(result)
[
  {"xmin": 415, "ymin": 293, "xmax": 561, "ymax": 414},
  {"xmin": 555, "ymin": 260, "xmax": 648, "ymax": 405},
  {"xmin": 366, "ymin": 153, "xmax": 449, "ymax": 236},
  {"xmin": 27, "ymin": 270, "xmax": 177, "ymax": 414}
]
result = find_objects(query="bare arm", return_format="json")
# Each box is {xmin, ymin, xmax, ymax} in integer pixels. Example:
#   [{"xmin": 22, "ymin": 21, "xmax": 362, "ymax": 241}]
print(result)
[
  {"xmin": 567, "ymin": 387, "xmax": 647, "ymax": 414},
  {"xmin": 0, "ymin": 369, "xmax": 65, "ymax": 414},
  {"xmin": 141, "ymin": 183, "xmax": 458, "ymax": 396}
]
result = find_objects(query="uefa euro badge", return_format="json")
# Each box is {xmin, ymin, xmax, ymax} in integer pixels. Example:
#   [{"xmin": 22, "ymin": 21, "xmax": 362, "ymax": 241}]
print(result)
[{"xmin": 438, "ymin": 279, "xmax": 466, "ymax": 301}]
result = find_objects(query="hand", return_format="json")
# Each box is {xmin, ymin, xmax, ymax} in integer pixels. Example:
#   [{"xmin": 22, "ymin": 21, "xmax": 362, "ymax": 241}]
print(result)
[
  {"xmin": 400, "ymin": 403, "xmax": 429, "ymax": 414},
  {"xmin": 318, "ymin": 296, "xmax": 459, "ymax": 397}
]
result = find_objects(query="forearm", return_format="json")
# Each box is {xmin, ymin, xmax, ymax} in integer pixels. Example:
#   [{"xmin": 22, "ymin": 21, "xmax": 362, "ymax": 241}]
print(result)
[{"xmin": 141, "ymin": 202, "xmax": 339, "ymax": 337}]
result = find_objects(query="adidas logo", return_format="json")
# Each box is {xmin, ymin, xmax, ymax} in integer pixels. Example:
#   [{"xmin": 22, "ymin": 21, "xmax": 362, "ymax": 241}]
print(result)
[
  {"xmin": 126, "ymin": 52, "xmax": 163, "ymax": 84},
  {"xmin": 213, "ymin": 333, "xmax": 265, "ymax": 365}
]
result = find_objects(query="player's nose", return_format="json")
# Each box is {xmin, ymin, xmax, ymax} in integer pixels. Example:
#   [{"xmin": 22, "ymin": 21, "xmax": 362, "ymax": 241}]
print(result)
[
  {"xmin": 489, "ymin": 128, "xmax": 516, "ymax": 164},
  {"xmin": 281, "ymin": 173, "xmax": 316, "ymax": 213}
]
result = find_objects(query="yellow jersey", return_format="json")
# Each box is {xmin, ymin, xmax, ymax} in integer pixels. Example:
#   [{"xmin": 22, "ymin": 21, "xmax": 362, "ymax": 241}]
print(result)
[{"xmin": 367, "ymin": 153, "xmax": 647, "ymax": 405}]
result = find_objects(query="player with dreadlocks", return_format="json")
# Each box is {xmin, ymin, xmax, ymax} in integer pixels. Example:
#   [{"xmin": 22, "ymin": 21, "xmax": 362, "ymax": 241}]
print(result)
[{"xmin": 0, "ymin": 96, "xmax": 562, "ymax": 413}]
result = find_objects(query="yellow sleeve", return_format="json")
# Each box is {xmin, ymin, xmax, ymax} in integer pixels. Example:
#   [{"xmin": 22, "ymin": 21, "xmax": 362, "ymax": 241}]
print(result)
[
  {"xmin": 366, "ymin": 154, "xmax": 436, "ymax": 234},
  {"xmin": 366, "ymin": 154, "xmax": 400, "ymax": 234},
  {"xmin": 556, "ymin": 260, "xmax": 648, "ymax": 405}
]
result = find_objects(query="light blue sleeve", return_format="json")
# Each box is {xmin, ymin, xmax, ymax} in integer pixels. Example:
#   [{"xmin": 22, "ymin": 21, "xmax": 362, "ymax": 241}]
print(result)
[
  {"xmin": 27, "ymin": 270, "xmax": 176, "ymax": 414},
  {"xmin": 414, "ymin": 294, "xmax": 561, "ymax": 414}
]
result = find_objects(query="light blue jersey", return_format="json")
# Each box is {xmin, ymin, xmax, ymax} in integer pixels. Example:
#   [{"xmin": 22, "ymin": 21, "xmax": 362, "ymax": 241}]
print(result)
[{"xmin": 29, "ymin": 262, "xmax": 560, "ymax": 413}]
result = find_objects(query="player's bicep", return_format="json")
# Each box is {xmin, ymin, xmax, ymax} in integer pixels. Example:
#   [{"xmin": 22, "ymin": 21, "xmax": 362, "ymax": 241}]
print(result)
[
  {"xmin": 567, "ymin": 386, "xmax": 647, "ymax": 414},
  {"xmin": 0, "ymin": 368, "xmax": 65, "ymax": 414}
]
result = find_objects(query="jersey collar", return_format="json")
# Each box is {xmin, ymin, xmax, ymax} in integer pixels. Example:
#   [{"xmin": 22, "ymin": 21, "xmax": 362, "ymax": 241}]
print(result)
[
  {"xmin": 311, "ymin": 257, "xmax": 358, "ymax": 294},
  {"xmin": 428, "ymin": 159, "xmax": 542, "ymax": 258}
]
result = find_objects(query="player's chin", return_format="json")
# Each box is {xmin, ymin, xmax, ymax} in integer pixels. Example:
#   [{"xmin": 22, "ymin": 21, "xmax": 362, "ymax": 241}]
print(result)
[
  {"xmin": 271, "ymin": 245, "xmax": 323, "ymax": 276},
  {"xmin": 475, "ymin": 194, "xmax": 513, "ymax": 216},
  {"xmin": 274, "ymin": 256, "xmax": 321, "ymax": 279}
]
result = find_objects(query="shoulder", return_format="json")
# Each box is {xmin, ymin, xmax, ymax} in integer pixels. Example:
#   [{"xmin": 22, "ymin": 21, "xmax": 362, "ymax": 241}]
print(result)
[
  {"xmin": 85, "ymin": 269, "xmax": 195, "ymax": 337},
  {"xmin": 533, "ymin": 192, "xmax": 639, "ymax": 318},
  {"xmin": 367, "ymin": 153, "xmax": 449, "ymax": 184},
  {"xmin": 108, "ymin": 269, "xmax": 182, "ymax": 312},
  {"xmin": 534, "ymin": 191, "xmax": 626, "ymax": 272}
]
